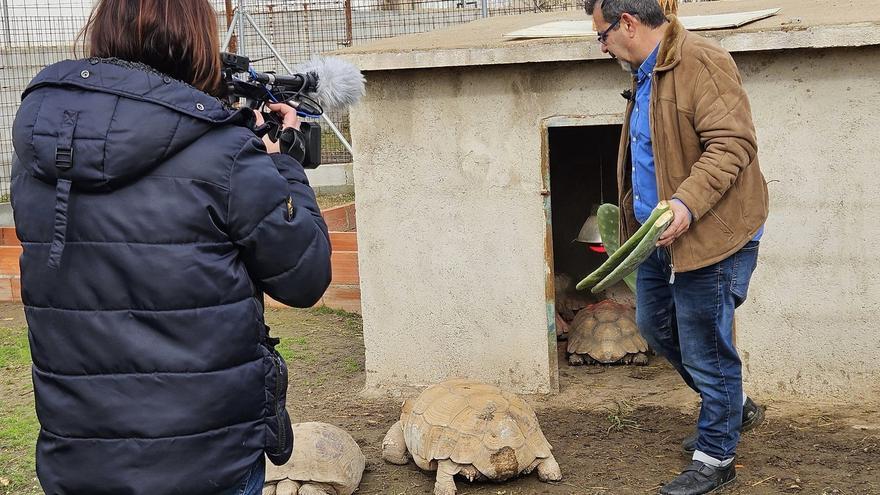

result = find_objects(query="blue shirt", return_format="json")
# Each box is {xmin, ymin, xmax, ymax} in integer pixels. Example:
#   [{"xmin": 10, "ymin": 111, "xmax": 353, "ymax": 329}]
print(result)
[
  {"xmin": 629, "ymin": 43, "xmax": 763, "ymax": 241},
  {"xmin": 630, "ymin": 44, "xmax": 660, "ymax": 225}
]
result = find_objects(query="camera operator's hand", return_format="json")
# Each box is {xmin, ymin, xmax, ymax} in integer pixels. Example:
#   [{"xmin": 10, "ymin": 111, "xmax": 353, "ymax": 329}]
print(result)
[
  {"xmin": 267, "ymin": 102, "xmax": 301, "ymax": 131},
  {"xmin": 254, "ymin": 102, "xmax": 301, "ymax": 154}
]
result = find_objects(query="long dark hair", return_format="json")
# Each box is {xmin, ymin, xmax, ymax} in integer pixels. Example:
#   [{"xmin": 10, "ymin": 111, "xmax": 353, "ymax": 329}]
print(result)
[{"xmin": 77, "ymin": 0, "xmax": 224, "ymax": 96}]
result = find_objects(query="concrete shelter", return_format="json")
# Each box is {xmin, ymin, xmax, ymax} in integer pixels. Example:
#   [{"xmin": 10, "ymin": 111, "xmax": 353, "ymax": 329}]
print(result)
[{"xmin": 336, "ymin": 0, "xmax": 880, "ymax": 400}]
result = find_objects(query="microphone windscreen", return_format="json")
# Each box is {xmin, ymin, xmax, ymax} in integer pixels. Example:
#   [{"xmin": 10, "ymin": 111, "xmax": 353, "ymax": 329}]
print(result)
[{"xmin": 295, "ymin": 57, "xmax": 366, "ymax": 112}]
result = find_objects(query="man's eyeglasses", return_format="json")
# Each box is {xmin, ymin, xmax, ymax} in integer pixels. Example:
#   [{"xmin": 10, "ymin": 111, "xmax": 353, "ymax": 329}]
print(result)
[{"xmin": 597, "ymin": 15, "xmax": 622, "ymax": 45}]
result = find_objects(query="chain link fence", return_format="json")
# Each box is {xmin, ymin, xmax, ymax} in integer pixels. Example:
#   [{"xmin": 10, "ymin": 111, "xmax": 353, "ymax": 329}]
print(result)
[{"xmin": 0, "ymin": 0, "xmax": 713, "ymax": 198}]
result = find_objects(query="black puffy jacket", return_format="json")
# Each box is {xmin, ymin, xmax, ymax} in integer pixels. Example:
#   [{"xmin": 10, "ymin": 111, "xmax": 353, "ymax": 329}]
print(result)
[{"xmin": 11, "ymin": 58, "xmax": 332, "ymax": 494}]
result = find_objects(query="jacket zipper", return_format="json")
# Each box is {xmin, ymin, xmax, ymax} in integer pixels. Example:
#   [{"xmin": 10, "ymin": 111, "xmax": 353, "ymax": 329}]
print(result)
[
  {"xmin": 263, "ymin": 323, "xmax": 287, "ymax": 454},
  {"xmin": 272, "ymin": 351, "xmax": 285, "ymax": 453},
  {"xmin": 649, "ymin": 71, "xmax": 676, "ymax": 283}
]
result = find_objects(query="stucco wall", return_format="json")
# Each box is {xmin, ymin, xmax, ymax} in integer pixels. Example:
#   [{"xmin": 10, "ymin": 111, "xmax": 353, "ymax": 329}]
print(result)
[
  {"xmin": 734, "ymin": 47, "xmax": 880, "ymax": 399},
  {"xmin": 350, "ymin": 45, "xmax": 880, "ymax": 399}
]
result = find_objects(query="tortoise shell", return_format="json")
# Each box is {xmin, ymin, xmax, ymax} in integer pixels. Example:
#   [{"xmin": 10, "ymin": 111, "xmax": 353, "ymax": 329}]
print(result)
[
  {"xmin": 399, "ymin": 378, "xmax": 553, "ymax": 481},
  {"xmin": 264, "ymin": 422, "xmax": 365, "ymax": 495},
  {"xmin": 566, "ymin": 300, "xmax": 648, "ymax": 363}
]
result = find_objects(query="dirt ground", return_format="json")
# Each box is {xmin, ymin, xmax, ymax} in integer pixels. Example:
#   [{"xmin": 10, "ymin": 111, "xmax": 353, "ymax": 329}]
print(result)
[
  {"xmin": 2, "ymin": 302, "xmax": 879, "ymax": 495},
  {"xmin": 270, "ymin": 306, "xmax": 880, "ymax": 495}
]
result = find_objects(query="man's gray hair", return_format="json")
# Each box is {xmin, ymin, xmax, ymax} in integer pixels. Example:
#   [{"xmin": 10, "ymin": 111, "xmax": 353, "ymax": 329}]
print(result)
[{"xmin": 584, "ymin": 0, "xmax": 666, "ymax": 28}]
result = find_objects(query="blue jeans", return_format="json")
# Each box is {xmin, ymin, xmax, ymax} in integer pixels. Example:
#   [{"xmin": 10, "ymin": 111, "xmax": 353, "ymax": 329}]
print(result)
[
  {"xmin": 636, "ymin": 241, "xmax": 759, "ymax": 461},
  {"xmin": 230, "ymin": 456, "xmax": 265, "ymax": 495}
]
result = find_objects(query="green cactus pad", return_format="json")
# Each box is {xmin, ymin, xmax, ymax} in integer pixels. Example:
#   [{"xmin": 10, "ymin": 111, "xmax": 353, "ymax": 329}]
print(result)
[
  {"xmin": 596, "ymin": 203, "xmax": 621, "ymax": 254},
  {"xmin": 591, "ymin": 209, "xmax": 674, "ymax": 293},
  {"xmin": 576, "ymin": 201, "xmax": 670, "ymax": 291},
  {"xmin": 595, "ymin": 203, "xmax": 636, "ymax": 292}
]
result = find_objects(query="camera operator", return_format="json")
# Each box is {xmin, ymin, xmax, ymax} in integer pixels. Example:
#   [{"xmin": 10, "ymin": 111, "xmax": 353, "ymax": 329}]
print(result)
[{"xmin": 9, "ymin": 0, "xmax": 331, "ymax": 494}]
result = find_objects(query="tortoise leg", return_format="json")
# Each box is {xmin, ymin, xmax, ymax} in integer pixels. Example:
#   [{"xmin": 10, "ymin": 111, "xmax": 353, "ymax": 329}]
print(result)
[
  {"xmin": 568, "ymin": 353, "xmax": 584, "ymax": 366},
  {"xmin": 382, "ymin": 420, "xmax": 411, "ymax": 465},
  {"xmin": 434, "ymin": 459, "xmax": 461, "ymax": 495},
  {"xmin": 262, "ymin": 482, "xmax": 276, "ymax": 495},
  {"xmin": 298, "ymin": 482, "xmax": 334, "ymax": 495},
  {"xmin": 458, "ymin": 464, "xmax": 480, "ymax": 482},
  {"xmin": 536, "ymin": 454, "xmax": 563, "ymax": 482},
  {"xmin": 272, "ymin": 480, "xmax": 300, "ymax": 495},
  {"xmin": 522, "ymin": 459, "xmax": 540, "ymax": 475},
  {"xmin": 555, "ymin": 313, "xmax": 570, "ymax": 341},
  {"xmin": 631, "ymin": 352, "xmax": 649, "ymax": 366}
]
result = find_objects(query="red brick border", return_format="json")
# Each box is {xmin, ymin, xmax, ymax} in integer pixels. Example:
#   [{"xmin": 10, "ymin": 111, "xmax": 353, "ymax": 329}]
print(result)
[{"xmin": 0, "ymin": 202, "xmax": 361, "ymax": 312}]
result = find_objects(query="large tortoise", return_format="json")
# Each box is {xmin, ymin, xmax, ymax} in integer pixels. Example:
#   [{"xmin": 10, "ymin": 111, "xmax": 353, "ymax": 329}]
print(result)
[
  {"xmin": 382, "ymin": 378, "xmax": 562, "ymax": 495},
  {"xmin": 263, "ymin": 422, "xmax": 365, "ymax": 495},
  {"xmin": 567, "ymin": 300, "xmax": 649, "ymax": 365}
]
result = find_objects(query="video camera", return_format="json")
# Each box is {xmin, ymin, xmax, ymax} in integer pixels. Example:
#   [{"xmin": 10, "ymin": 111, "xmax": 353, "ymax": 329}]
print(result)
[{"xmin": 221, "ymin": 52, "xmax": 364, "ymax": 169}]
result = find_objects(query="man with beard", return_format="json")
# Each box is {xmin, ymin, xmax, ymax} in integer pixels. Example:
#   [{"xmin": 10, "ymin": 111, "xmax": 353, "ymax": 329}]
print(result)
[{"xmin": 583, "ymin": 1, "xmax": 770, "ymax": 494}]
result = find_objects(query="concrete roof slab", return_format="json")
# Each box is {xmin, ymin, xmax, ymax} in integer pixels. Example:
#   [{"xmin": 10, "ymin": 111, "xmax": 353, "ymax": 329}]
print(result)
[{"xmin": 333, "ymin": 0, "xmax": 880, "ymax": 71}]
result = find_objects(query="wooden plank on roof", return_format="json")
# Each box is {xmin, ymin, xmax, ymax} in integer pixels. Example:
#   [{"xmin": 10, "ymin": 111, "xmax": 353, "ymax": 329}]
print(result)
[{"xmin": 502, "ymin": 8, "xmax": 781, "ymax": 39}]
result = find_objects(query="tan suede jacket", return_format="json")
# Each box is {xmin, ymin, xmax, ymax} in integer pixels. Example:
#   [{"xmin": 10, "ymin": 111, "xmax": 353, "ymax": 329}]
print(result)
[{"xmin": 617, "ymin": 16, "xmax": 769, "ymax": 272}]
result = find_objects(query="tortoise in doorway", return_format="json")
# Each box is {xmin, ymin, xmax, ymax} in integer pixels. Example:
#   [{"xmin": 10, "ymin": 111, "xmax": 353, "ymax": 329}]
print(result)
[
  {"xmin": 382, "ymin": 378, "xmax": 562, "ymax": 495},
  {"xmin": 567, "ymin": 299, "xmax": 650, "ymax": 366},
  {"xmin": 554, "ymin": 273, "xmax": 589, "ymax": 340}
]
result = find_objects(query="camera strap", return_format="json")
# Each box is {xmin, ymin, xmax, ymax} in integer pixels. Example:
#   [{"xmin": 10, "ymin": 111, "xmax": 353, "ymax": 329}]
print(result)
[{"xmin": 279, "ymin": 127, "xmax": 307, "ymax": 164}]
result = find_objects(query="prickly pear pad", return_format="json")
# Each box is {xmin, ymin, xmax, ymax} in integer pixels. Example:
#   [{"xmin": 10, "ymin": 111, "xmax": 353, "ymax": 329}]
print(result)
[
  {"xmin": 576, "ymin": 201, "xmax": 670, "ymax": 291},
  {"xmin": 591, "ymin": 210, "xmax": 674, "ymax": 293},
  {"xmin": 595, "ymin": 203, "xmax": 637, "ymax": 292}
]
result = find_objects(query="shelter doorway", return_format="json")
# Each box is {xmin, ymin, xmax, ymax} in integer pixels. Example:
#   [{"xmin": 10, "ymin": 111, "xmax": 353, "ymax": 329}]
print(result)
[
  {"xmin": 544, "ymin": 120, "xmax": 633, "ymax": 372},
  {"xmin": 548, "ymin": 123, "xmax": 621, "ymax": 291}
]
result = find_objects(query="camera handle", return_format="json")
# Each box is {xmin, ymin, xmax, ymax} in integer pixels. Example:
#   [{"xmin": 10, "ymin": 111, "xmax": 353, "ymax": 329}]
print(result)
[{"xmin": 254, "ymin": 111, "xmax": 308, "ymax": 165}]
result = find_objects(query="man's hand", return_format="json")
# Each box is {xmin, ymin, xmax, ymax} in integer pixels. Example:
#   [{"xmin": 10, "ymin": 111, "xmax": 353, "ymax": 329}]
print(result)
[
  {"xmin": 254, "ymin": 102, "xmax": 302, "ymax": 154},
  {"xmin": 657, "ymin": 199, "xmax": 692, "ymax": 247}
]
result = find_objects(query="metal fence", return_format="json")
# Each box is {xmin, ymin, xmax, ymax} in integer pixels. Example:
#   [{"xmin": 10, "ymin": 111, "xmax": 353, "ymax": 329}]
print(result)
[{"xmin": 0, "ymin": 0, "xmax": 713, "ymax": 198}]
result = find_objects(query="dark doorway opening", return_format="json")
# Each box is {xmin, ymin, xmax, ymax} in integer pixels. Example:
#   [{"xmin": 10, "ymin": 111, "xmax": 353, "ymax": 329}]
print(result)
[{"xmin": 548, "ymin": 124, "xmax": 622, "ymax": 287}]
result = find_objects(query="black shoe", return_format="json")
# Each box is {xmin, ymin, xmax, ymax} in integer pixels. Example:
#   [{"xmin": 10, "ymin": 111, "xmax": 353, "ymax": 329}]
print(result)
[
  {"xmin": 681, "ymin": 397, "xmax": 766, "ymax": 454},
  {"xmin": 659, "ymin": 460, "xmax": 736, "ymax": 495},
  {"xmin": 741, "ymin": 397, "xmax": 766, "ymax": 431}
]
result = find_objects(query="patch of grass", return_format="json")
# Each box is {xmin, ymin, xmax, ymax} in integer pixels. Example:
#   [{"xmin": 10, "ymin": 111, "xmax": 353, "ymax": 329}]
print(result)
[
  {"xmin": 0, "ymin": 326, "xmax": 39, "ymax": 494},
  {"xmin": 276, "ymin": 335, "xmax": 316, "ymax": 364},
  {"xmin": 311, "ymin": 305, "xmax": 357, "ymax": 318},
  {"xmin": 309, "ymin": 306, "xmax": 363, "ymax": 337},
  {"xmin": 604, "ymin": 399, "xmax": 642, "ymax": 433},
  {"xmin": 0, "ymin": 404, "xmax": 40, "ymax": 494},
  {"xmin": 0, "ymin": 404, "xmax": 39, "ymax": 450},
  {"xmin": 316, "ymin": 192, "xmax": 354, "ymax": 211},
  {"xmin": 0, "ymin": 327, "xmax": 30, "ymax": 369},
  {"xmin": 341, "ymin": 356, "xmax": 361, "ymax": 374}
]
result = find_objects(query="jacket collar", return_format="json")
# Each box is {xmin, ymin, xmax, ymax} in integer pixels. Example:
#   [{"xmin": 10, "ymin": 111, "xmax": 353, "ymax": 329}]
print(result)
[{"xmin": 655, "ymin": 15, "xmax": 687, "ymax": 73}]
